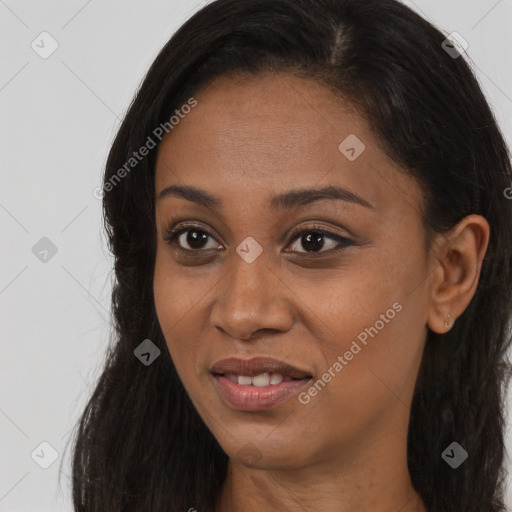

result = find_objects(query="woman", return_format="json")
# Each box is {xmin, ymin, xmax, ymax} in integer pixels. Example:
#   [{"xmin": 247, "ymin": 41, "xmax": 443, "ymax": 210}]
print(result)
[{"xmin": 69, "ymin": 0, "xmax": 512, "ymax": 510}]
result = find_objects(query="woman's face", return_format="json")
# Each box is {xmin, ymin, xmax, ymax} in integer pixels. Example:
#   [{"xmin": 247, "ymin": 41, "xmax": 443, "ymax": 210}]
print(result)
[{"xmin": 153, "ymin": 72, "xmax": 433, "ymax": 469}]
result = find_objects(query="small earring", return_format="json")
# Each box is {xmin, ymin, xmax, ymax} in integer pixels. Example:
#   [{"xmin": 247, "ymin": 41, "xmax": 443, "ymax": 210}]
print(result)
[{"xmin": 444, "ymin": 312, "xmax": 452, "ymax": 330}]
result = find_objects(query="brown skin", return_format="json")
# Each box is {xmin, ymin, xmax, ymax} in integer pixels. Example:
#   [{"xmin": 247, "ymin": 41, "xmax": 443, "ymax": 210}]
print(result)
[{"xmin": 153, "ymin": 72, "xmax": 489, "ymax": 512}]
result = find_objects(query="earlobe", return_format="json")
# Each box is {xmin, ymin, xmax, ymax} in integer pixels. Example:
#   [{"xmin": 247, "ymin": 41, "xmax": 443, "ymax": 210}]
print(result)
[
  {"xmin": 443, "ymin": 312, "xmax": 453, "ymax": 331},
  {"xmin": 428, "ymin": 303, "xmax": 454, "ymax": 334},
  {"xmin": 426, "ymin": 214, "xmax": 490, "ymax": 334}
]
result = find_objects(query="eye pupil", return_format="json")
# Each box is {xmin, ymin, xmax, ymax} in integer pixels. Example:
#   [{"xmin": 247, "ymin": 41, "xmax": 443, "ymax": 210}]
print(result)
[
  {"xmin": 302, "ymin": 232, "xmax": 325, "ymax": 252},
  {"xmin": 187, "ymin": 229, "xmax": 209, "ymax": 249}
]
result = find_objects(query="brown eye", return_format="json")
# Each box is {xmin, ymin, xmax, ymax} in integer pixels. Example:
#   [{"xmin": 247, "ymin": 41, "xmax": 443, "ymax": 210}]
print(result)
[
  {"xmin": 286, "ymin": 227, "xmax": 353, "ymax": 254},
  {"xmin": 163, "ymin": 225, "xmax": 222, "ymax": 251},
  {"xmin": 163, "ymin": 223, "xmax": 353, "ymax": 255}
]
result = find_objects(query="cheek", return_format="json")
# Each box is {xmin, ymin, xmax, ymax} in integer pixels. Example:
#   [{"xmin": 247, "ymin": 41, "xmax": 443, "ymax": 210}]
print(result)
[
  {"xmin": 293, "ymin": 297, "xmax": 427, "ymax": 456},
  {"xmin": 292, "ymin": 251, "xmax": 422, "ymax": 357},
  {"xmin": 153, "ymin": 252, "xmax": 207, "ymax": 382},
  {"xmin": 153, "ymin": 242, "xmax": 219, "ymax": 334},
  {"xmin": 300, "ymin": 249, "xmax": 429, "ymax": 434}
]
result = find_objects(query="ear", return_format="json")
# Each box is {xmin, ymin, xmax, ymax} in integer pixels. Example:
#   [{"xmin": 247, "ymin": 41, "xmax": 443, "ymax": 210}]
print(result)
[{"xmin": 426, "ymin": 214, "xmax": 490, "ymax": 334}]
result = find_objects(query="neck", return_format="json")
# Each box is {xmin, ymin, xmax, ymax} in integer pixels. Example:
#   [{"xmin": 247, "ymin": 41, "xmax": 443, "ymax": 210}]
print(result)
[
  {"xmin": 214, "ymin": 414, "xmax": 427, "ymax": 512},
  {"xmin": 216, "ymin": 460, "xmax": 427, "ymax": 512}
]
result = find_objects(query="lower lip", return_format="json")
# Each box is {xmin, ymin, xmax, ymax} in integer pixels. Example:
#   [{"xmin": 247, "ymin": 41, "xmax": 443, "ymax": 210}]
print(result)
[{"xmin": 212, "ymin": 374, "xmax": 311, "ymax": 411}]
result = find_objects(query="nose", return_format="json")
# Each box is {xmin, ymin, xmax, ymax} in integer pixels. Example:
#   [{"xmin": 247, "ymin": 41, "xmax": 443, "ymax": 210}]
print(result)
[{"xmin": 209, "ymin": 249, "xmax": 294, "ymax": 341}]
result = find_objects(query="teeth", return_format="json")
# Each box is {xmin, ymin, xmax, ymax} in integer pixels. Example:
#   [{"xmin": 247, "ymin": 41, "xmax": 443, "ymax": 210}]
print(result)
[
  {"xmin": 252, "ymin": 372, "xmax": 270, "ymax": 387},
  {"xmin": 269, "ymin": 373, "xmax": 283, "ymax": 385},
  {"xmin": 229, "ymin": 372, "xmax": 287, "ymax": 386}
]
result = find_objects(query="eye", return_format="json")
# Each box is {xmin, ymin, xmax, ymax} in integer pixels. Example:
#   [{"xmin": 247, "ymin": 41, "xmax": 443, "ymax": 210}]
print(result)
[
  {"xmin": 285, "ymin": 225, "xmax": 354, "ymax": 254},
  {"xmin": 162, "ymin": 223, "xmax": 353, "ymax": 255},
  {"xmin": 163, "ymin": 224, "xmax": 222, "ymax": 252}
]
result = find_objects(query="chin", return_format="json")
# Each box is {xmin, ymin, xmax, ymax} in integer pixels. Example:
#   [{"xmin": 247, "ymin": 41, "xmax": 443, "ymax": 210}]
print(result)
[{"xmin": 218, "ymin": 431, "xmax": 313, "ymax": 470}]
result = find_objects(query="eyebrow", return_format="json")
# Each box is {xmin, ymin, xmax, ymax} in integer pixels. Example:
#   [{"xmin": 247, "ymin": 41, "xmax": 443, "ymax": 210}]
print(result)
[{"xmin": 157, "ymin": 184, "xmax": 374, "ymax": 211}]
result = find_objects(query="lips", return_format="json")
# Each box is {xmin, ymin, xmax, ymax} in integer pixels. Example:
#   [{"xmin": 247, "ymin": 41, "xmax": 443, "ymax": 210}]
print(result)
[{"xmin": 210, "ymin": 357, "xmax": 313, "ymax": 411}]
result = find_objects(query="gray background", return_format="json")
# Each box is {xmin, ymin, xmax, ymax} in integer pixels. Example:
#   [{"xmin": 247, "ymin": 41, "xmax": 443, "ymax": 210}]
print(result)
[{"xmin": 1, "ymin": 0, "xmax": 511, "ymax": 510}]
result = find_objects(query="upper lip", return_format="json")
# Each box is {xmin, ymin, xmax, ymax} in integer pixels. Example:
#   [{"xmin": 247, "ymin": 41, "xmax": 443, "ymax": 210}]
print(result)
[{"xmin": 210, "ymin": 357, "xmax": 312, "ymax": 379}]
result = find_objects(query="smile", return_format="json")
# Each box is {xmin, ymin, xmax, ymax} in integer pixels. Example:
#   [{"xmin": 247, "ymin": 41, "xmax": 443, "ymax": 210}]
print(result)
[{"xmin": 210, "ymin": 357, "xmax": 312, "ymax": 411}]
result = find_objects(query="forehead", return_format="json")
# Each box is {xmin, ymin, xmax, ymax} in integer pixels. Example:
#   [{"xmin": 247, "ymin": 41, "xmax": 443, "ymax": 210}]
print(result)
[{"xmin": 154, "ymin": 72, "xmax": 423, "ymax": 219}]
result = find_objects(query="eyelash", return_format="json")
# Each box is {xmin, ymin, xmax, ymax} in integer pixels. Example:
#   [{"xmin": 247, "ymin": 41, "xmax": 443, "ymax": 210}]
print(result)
[{"xmin": 162, "ymin": 223, "xmax": 354, "ymax": 255}]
